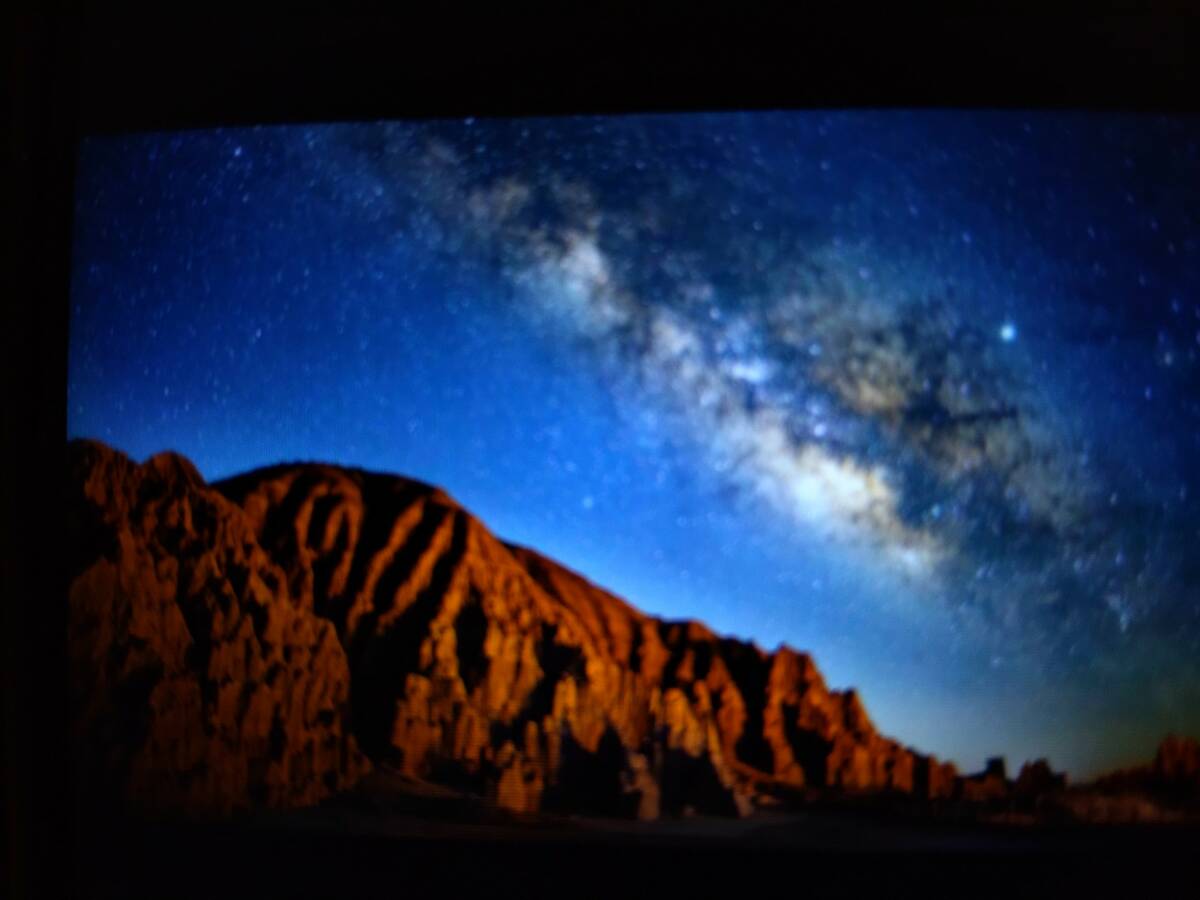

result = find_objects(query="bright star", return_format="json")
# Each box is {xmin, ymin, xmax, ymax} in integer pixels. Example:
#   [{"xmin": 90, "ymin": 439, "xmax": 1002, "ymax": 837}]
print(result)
[{"xmin": 999, "ymin": 322, "xmax": 1017, "ymax": 342}]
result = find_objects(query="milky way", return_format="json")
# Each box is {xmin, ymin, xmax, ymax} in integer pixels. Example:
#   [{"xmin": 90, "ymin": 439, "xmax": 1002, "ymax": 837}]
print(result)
[{"xmin": 68, "ymin": 112, "xmax": 1200, "ymax": 777}]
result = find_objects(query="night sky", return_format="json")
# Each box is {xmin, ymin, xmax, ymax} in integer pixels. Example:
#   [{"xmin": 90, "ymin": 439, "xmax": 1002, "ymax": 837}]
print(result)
[{"xmin": 68, "ymin": 112, "xmax": 1200, "ymax": 779}]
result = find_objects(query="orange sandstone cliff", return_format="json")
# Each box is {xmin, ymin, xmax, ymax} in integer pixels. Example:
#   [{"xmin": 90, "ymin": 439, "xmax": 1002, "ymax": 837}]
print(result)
[
  {"xmin": 68, "ymin": 439, "xmax": 966, "ymax": 819},
  {"xmin": 66, "ymin": 441, "xmax": 369, "ymax": 818}
]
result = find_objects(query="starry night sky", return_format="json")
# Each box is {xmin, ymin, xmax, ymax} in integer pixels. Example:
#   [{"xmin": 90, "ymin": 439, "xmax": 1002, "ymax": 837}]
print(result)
[{"xmin": 68, "ymin": 112, "xmax": 1200, "ymax": 779}]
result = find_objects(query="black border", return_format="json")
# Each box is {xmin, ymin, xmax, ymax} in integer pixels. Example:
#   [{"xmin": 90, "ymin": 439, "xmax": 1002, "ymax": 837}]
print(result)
[
  {"xmin": 69, "ymin": 6, "xmax": 1200, "ymax": 134},
  {"xmin": 7, "ymin": 6, "xmax": 1200, "ymax": 898}
]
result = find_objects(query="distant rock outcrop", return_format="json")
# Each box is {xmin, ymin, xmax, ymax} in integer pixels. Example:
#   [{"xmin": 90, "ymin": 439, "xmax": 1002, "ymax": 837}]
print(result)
[
  {"xmin": 960, "ymin": 757, "xmax": 1010, "ymax": 803},
  {"xmin": 1014, "ymin": 759, "xmax": 1067, "ymax": 799},
  {"xmin": 1031, "ymin": 737, "xmax": 1200, "ymax": 824},
  {"xmin": 66, "ymin": 440, "xmax": 991, "ymax": 820},
  {"xmin": 1091, "ymin": 735, "xmax": 1200, "ymax": 798},
  {"xmin": 1154, "ymin": 734, "xmax": 1200, "ymax": 785}
]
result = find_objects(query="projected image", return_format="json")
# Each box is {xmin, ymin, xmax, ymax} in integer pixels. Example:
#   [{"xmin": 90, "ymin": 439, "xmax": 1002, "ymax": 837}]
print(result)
[{"xmin": 67, "ymin": 113, "xmax": 1200, "ymax": 838}]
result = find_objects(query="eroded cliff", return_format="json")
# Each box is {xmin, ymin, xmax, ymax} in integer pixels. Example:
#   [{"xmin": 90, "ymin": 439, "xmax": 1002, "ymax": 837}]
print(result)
[{"xmin": 69, "ymin": 440, "xmax": 970, "ymax": 819}]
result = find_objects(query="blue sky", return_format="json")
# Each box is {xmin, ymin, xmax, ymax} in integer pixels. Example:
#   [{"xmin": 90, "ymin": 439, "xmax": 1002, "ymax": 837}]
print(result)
[{"xmin": 69, "ymin": 112, "xmax": 1200, "ymax": 778}]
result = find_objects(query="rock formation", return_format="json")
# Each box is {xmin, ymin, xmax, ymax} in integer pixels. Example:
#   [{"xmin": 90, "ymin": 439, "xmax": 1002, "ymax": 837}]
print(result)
[
  {"xmin": 1091, "ymin": 735, "xmax": 1200, "ymax": 799},
  {"xmin": 1154, "ymin": 734, "xmax": 1200, "ymax": 785},
  {"xmin": 67, "ymin": 440, "xmax": 369, "ymax": 818},
  {"xmin": 67, "ymin": 440, "xmax": 991, "ymax": 820},
  {"xmin": 1026, "ymin": 738, "xmax": 1200, "ymax": 824},
  {"xmin": 1013, "ymin": 759, "xmax": 1067, "ymax": 798},
  {"xmin": 959, "ymin": 757, "xmax": 1011, "ymax": 803}
]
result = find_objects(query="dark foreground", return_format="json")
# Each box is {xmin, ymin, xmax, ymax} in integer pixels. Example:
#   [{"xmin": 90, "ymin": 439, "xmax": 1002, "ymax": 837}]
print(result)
[{"xmin": 72, "ymin": 775, "xmax": 1199, "ymax": 898}]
